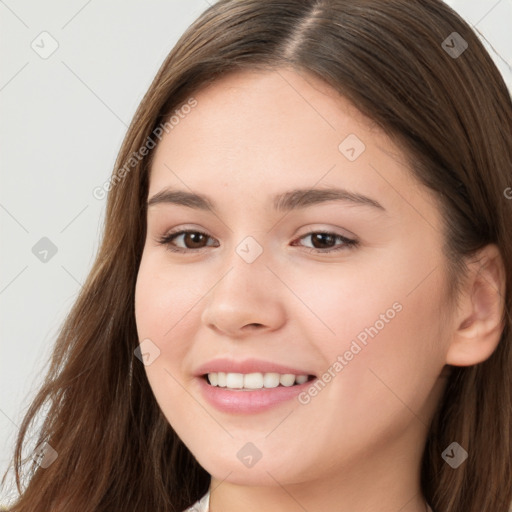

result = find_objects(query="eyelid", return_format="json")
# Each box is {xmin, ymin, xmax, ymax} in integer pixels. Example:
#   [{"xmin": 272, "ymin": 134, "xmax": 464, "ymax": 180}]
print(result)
[{"xmin": 294, "ymin": 223, "xmax": 357, "ymax": 240}]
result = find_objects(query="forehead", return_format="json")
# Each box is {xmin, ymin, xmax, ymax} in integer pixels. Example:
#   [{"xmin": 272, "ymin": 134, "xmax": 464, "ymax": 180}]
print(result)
[
  {"xmin": 153, "ymin": 68, "xmax": 382, "ymax": 166},
  {"xmin": 148, "ymin": 68, "xmax": 439, "ymax": 226}
]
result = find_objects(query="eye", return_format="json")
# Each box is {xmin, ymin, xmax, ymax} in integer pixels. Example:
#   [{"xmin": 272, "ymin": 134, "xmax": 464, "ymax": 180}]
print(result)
[
  {"xmin": 156, "ymin": 229, "xmax": 358, "ymax": 254},
  {"xmin": 292, "ymin": 231, "xmax": 359, "ymax": 253},
  {"xmin": 157, "ymin": 229, "xmax": 218, "ymax": 252}
]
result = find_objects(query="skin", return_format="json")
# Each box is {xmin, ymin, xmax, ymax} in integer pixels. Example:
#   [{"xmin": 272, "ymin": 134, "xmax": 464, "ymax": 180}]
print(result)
[{"xmin": 134, "ymin": 68, "xmax": 506, "ymax": 512}]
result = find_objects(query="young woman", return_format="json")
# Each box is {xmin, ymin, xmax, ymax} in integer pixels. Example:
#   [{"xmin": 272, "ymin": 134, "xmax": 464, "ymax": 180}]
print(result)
[{"xmin": 2, "ymin": 1, "xmax": 511, "ymax": 511}]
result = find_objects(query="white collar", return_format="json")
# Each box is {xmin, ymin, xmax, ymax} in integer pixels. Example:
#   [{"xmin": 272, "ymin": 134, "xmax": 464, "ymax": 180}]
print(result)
[{"xmin": 184, "ymin": 489, "xmax": 210, "ymax": 512}]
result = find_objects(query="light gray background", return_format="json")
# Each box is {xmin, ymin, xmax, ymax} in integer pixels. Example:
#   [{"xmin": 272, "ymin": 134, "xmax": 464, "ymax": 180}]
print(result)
[{"xmin": 1, "ymin": 0, "xmax": 511, "ymax": 503}]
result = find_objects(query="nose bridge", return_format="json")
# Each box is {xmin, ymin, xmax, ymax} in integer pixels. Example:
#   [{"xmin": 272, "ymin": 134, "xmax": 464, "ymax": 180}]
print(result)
[
  {"xmin": 200, "ymin": 233, "xmax": 286, "ymax": 334},
  {"xmin": 215, "ymin": 233, "xmax": 271, "ymax": 298}
]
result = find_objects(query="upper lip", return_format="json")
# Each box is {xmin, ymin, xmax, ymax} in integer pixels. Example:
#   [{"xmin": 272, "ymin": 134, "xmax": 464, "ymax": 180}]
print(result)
[{"xmin": 194, "ymin": 358, "xmax": 316, "ymax": 377}]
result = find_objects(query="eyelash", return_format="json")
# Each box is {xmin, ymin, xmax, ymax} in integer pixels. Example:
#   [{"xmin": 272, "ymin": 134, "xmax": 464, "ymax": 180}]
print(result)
[{"xmin": 156, "ymin": 229, "xmax": 359, "ymax": 254}]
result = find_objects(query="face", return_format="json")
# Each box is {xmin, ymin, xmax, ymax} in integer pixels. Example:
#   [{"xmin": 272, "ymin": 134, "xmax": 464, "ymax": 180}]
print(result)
[{"xmin": 134, "ymin": 68, "xmax": 452, "ymax": 488}]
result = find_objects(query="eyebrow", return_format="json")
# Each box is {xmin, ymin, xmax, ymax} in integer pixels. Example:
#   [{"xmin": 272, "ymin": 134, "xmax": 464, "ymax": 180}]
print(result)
[{"xmin": 147, "ymin": 187, "xmax": 386, "ymax": 213}]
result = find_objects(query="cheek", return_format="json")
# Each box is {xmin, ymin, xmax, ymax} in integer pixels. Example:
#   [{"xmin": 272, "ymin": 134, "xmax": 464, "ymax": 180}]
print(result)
[
  {"xmin": 292, "ymin": 248, "xmax": 445, "ymax": 409},
  {"xmin": 134, "ymin": 254, "xmax": 201, "ymax": 415},
  {"xmin": 134, "ymin": 252, "xmax": 205, "ymax": 344}
]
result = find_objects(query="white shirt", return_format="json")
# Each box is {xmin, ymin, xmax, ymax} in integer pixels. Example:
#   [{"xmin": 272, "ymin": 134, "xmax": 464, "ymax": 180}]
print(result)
[
  {"xmin": 182, "ymin": 490, "xmax": 210, "ymax": 512},
  {"xmin": 183, "ymin": 490, "xmax": 434, "ymax": 512}
]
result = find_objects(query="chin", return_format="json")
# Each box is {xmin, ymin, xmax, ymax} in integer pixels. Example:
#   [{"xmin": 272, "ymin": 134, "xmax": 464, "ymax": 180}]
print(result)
[{"xmin": 198, "ymin": 452, "xmax": 313, "ymax": 487}]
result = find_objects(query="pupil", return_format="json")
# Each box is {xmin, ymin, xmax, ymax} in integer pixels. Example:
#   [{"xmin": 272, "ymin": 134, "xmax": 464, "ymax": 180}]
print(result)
[
  {"xmin": 187, "ymin": 232, "xmax": 205, "ymax": 248},
  {"xmin": 312, "ymin": 233, "xmax": 334, "ymax": 248}
]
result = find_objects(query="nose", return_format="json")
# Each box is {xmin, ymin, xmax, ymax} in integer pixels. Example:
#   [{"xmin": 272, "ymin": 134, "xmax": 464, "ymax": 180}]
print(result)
[{"xmin": 200, "ymin": 248, "xmax": 287, "ymax": 338}]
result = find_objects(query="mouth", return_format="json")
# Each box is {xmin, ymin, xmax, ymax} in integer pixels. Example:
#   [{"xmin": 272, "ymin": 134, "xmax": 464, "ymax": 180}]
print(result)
[
  {"xmin": 197, "ymin": 370, "xmax": 319, "ymax": 413},
  {"xmin": 202, "ymin": 372, "xmax": 317, "ymax": 391}
]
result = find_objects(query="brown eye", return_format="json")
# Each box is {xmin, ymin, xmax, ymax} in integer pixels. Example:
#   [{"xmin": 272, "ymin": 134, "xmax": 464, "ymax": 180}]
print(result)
[
  {"xmin": 181, "ymin": 232, "xmax": 208, "ymax": 249},
  {"xmin": 157, "ymin": 230, "xmax": 218, "ymax": 252},
  {"xmin": 309, "ymin": 233, "xmax": 336, "ymax": 249},
  {"xmin": 293, "ymin": 232, "xmax": 358, "ymax": 253}
]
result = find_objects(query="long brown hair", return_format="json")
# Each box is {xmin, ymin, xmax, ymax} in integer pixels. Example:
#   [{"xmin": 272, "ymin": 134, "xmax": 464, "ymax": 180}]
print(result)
[{"xmin": 2, "ymin": 1, "xmax": 512, "ymax": 510}]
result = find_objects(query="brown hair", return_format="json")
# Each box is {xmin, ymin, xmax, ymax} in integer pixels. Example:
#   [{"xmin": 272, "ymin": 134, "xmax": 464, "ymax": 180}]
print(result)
[{"xmin": 2, "ymin": 0, "xmax": 511, "ymax": 510}]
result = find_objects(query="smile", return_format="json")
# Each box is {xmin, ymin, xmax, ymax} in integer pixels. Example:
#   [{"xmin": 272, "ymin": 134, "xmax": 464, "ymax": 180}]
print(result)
[
  {"xmin": 204, "ymin": 372, "xmax": 314, "ymax": 390},
  {"xmin": 197, "ymin": 372, "xmax": 318, "ymax": 413}
]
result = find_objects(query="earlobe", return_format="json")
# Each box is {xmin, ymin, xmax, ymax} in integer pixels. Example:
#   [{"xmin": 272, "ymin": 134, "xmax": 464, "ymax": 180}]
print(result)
[{"xmin": 445, "ymin": 244, "xmax": 507, "ymax": 367}]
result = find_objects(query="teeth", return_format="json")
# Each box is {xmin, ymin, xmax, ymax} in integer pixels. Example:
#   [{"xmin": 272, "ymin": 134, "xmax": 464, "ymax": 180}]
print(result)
[
  {"xmin": 226, "ymin": 373, "xmax": 244, "ymax": 388},
  {"xmin": 208, "ymin": 372, "xmax": 218, "ymax": 386},
  {"xmin": 206, "ymin": 372, "xmax": 310, "ymax": 390},
  {"xmin": 279, "ymin": 374, "xmax": 296, "ymax": 387},
  {"xmin": 295, "ymin": 375, "xmax": 308, "ymax": 384},
  {"xmin": 263, "ymin": 372, "xmax": 280, "ymax": 388},
  {"xmin": 244, "ymin": 372, "xmax": 263, "ymax": 389}
]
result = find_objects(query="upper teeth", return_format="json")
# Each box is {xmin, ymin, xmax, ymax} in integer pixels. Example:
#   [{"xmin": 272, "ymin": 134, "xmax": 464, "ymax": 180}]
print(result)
[{"xmin": 207, "ymin": 372, "xmax": 309, "ymax": 389}]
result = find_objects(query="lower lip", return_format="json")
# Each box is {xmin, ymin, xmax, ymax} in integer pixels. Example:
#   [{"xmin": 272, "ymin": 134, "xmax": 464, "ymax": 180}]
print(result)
[{"xmin": 196, "ymin": 376, "xmax": 318, "ymax": 414}]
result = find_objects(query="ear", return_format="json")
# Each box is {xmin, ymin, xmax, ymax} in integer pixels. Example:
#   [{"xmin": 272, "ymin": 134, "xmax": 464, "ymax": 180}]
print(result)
[{"xmin": 445, "ymin": 244, "xmax": 507, "ymax": 366}]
